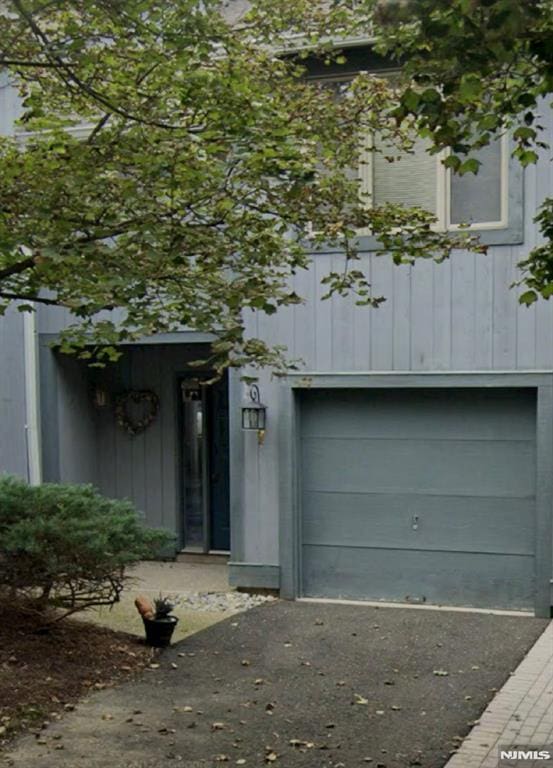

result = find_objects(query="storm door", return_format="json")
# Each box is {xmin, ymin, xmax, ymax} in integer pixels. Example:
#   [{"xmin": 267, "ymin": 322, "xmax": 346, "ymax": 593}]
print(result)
[{"xmin": 180, "ymin": 374, "xmax": 230, "ymax": 552}]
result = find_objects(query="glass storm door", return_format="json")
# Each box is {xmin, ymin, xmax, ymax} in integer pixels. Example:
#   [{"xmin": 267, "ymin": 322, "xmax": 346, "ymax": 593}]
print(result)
[
  {"xmin": 180, "ymin": 375, "xmax": 230, "ymax": 552},
  {"xmin": 181, "ymin": 379, "xmax": 207, "ymax": 549}
]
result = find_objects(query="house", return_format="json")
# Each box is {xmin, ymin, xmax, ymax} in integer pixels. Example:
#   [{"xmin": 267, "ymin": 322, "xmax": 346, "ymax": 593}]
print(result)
[{"xmin": 1, "ymin": 39, "xmax": 552, "ymax": 619}]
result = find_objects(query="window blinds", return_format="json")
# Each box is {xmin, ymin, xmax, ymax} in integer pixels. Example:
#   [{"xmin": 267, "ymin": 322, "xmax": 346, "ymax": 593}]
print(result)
[{"xmin": 372, "ymin": 135, "xmax": 438, "ymax": 215}]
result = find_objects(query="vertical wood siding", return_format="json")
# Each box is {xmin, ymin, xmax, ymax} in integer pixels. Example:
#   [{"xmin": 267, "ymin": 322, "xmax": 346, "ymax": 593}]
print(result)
[
  {"xmin": 2, "ymin": 73, "xmax": 553, "ymax": 570},
  {"xmin": 0, "ymin": 78, "xmax": 28, "ymax": 477},
  {"xmin": 239, "ymin": 108, "xmax": 553, "ymax": 568},
  {"xmin": 89, "ymin": 344, "xmax": 206, "ymax": 532},
  {"xmin": 43, "ymin": 344, "xmax": 212, "ymax": 539},
  {"xmin": 0, "ymin": 309, "xmax": 28, "ymax": 478}
]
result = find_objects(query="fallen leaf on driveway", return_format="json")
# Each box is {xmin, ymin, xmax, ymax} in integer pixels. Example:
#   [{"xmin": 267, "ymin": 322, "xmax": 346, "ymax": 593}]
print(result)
[
  {"xmin": 433, "ymin": 670, "xmax": 449, "ymax": 676},
  {"xmin": 289, "ymin": 739, "xmax": 314, "ymax": 749},
  {"xmin": 265, "ymin": 752, "xmax": 278, "ymax": 762},
  {"xmin": 354, "ymin": 694, "xmax": 369, "ymax": 705}
]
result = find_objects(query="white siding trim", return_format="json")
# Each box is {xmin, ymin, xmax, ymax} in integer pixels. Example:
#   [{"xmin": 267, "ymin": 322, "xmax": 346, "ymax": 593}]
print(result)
[{"xmin": 23, "ymin": 309, "xmax": 42, "ymax": 485}]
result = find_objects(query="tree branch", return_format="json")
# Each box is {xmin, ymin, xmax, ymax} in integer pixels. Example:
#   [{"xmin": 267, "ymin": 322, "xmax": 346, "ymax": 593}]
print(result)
[
  {"xmin": 0, "ymin": 58, "xmax": 62, "ymax": 67},
  {"xmin": 10, "ymin": 0, "xmax": 187, "ymax": 131},
  {"xmin": 0, "ymin": 256, "xmax": 36, "ymax": 281}
]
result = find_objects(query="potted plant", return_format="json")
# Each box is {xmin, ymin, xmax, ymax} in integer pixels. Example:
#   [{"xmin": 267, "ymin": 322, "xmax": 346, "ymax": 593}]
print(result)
[{"xmin": 135, "ymin": 594, "xmax": 179, "ymax": 648}]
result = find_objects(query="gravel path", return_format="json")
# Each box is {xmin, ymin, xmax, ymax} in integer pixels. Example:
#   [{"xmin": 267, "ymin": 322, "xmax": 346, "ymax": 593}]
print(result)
[
  {"xmin": 178, "ymin": 591, "xmax": 276, "ymax": 613},
  {"xmin": 5, "ymin": 601, "xmax": 548, "ymax": 768}
]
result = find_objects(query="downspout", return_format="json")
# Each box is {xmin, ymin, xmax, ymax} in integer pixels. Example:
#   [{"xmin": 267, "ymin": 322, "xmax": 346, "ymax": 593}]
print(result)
[{"xmin": 23, "ymin": 308, "xmax": 42, "ymax": 485}]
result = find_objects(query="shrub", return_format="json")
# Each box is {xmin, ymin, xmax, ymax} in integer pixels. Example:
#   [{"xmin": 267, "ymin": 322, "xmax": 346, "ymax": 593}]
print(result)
[{"xmin": 0, "ymin": 475, "xmax": 173, "ymax": 621}]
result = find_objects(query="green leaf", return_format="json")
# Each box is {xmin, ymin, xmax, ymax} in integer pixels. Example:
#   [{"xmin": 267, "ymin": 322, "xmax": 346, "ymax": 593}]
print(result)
[
  {"xmin": 402, "ymin": 89, "xmax": 420, "ymax": 112},
  {"xmin": 459, "ymin": 74, "xmax": 482, "ymax": 101},
  {"xmin": 519, "ymin": 290, "xmax": 538, "ymax": 306},
  {"xmin": 443, "ymin": 155, "xmax": 461, "ymax": 171},
  {"xmin": 458, "ymin": 158, "xmax": 481, "ymax": 175}
]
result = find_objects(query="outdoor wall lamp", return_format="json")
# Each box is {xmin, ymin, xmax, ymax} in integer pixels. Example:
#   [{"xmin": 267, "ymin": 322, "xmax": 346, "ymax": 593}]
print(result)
[
  {"xmin": 92, "ymin": 385, "xmax": 109, "ymax": 409},
  {"xmin": 241, "ymin": 384, "xmax": 267, "ymax": 445}
]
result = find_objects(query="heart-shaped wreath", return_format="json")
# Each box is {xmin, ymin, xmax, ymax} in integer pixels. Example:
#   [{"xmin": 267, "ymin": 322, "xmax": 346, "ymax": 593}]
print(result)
[{"xmin": 115, "ymin": 390, "xmax": 160, "ymax": 436}]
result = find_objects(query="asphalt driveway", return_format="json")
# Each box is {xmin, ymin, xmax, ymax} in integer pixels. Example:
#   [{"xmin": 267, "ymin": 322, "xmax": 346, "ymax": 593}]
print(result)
[{"xmin": 5, "ymin": 601, "xmax": 548, "ymax": 768}]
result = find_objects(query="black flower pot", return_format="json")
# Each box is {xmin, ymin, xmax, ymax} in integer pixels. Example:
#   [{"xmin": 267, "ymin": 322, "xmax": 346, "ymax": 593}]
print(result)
[{"xmin": 142, "ymin": 615, "xmax": 179, "ymax": 648}]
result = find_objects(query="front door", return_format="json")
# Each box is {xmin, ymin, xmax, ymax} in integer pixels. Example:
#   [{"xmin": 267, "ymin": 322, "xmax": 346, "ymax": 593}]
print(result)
[{"xmin": 180, "ymin": 373, "xmax": 230, "ymax": 552}]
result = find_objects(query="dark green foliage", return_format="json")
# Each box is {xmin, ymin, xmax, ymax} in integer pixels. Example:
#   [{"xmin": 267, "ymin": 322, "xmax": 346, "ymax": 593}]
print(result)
[
  {"xmin": 368, "ymin": 0, "xmax": 553, "ymax": 299},
  {"xmin": 153, "ymin": 595, "xmax": 177, "ymax": 619},
  {"xmin": 0, "ymin": 475, "xmax": 172, "ymax": 620},
  {"xmin": 0, "ymin": 0, "xmax": 482, "ymax": 374}
]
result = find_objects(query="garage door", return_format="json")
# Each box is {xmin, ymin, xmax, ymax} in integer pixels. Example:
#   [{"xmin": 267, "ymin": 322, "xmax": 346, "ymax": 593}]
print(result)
[{"xmin": 300, "ymin": 388, "xmax": 536, "ymax": 610}]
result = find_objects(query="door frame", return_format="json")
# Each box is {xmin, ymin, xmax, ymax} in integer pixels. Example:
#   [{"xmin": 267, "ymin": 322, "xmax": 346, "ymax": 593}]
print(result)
[{"xmin": 278, "ymin": 371, "xmax": 553, "ymax": 617}]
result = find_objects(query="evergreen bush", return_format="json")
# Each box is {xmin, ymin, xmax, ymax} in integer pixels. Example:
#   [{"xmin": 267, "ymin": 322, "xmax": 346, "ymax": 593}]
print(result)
[{"xmin": 0, "ymin": 475, "xmax": 172, "ymax": 620}]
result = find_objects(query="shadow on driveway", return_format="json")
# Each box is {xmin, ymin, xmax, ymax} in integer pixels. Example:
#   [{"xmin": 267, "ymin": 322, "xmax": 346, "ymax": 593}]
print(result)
[{"xmin": 5, "ymin": 601, "xmax": 548, "ymax": 768}]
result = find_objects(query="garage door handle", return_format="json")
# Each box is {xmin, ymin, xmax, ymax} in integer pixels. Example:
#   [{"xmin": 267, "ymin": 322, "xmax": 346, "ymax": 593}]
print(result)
[{"xmin": 412, "ymin": 515, "xmax": 419, "ymax": 531}]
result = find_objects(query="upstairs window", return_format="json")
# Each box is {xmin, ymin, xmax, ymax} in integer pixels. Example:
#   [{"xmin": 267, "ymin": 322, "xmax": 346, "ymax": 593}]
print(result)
[
  {"xmin": 359, "ymin": 132, "xmax": 509, "ymax": 232},
  {"xmin": 447, "ymin": 138, "xmax": 508, "ymax": 230}
]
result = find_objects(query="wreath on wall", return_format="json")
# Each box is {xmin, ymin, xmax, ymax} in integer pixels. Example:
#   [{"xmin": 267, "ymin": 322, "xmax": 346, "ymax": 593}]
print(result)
[{"xmin": 115, "ymin": 390, "xmax": 160, "ymax": 436}]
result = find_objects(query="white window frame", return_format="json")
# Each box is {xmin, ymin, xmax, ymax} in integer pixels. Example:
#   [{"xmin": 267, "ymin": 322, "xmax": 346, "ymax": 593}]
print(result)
[
  {"xmin": 359, "ymin": 131, "xmax": 509, "ymax": 233},
  {"xmin": 444, "ymin": 132, "xmax": 509, "ymax": 231},
  {"xmin": 359, "ymin": 135, "xmax": 445, "ymax": 235}
]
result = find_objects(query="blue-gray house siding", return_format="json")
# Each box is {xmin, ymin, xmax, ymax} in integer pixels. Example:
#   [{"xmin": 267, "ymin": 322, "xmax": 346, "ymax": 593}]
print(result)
[
  {"xmin": 1, "ymin": 69, "xmax": 553, "ymax": 614},
  {"xmin": 236, "ymin": 106, "xmax": 553, "ymax": 573},
  {"xmin": 0, "ymin": 307, "xmax": 29, "ymax": 478}
]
